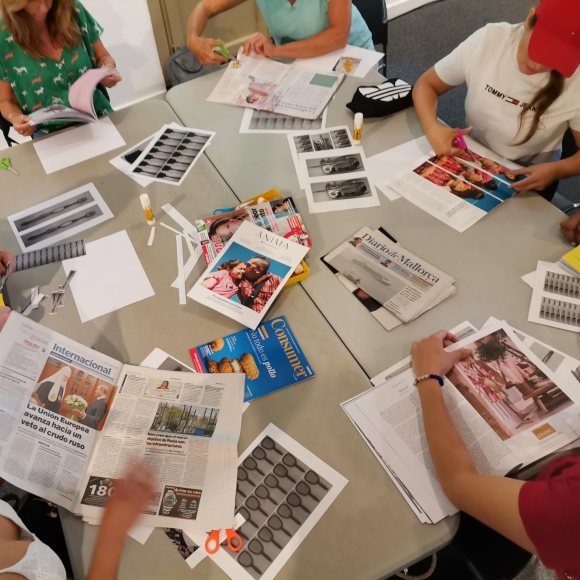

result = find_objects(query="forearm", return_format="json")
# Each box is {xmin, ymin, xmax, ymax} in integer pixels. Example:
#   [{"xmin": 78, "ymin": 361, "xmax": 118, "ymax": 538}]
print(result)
[
  {"xmin": 92, "ymin": 40, "xmax": 116, "ymax": 68},
  {"xmin": 412, "ymin": 75, "xmax": 441, "ymax": 134},
  {"xmin": 553, "ymin": 150, "xmax": 580, "ymax": 180},
  {"xmin": 417, "ymin": 379, "xmax": 477, "ymax": 498},
  {"xmin": 87, "ymin": 521, "xmax": 126, "ymax": 580},
  {"xmin": 271, "ymin": 28, "xmax": 348, "ymax": 59}
]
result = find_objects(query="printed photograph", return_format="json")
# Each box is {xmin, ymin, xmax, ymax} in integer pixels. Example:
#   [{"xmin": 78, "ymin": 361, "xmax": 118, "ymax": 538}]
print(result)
[
  {"xmin": 159, "ymin": 486, "xmax": 201, "ymax": 519},
  {"xmin": 248, "ymin": 110, "xmax": 324, "ymax": 132},
  {"xmin": 528, "ymin": 342, "xmax": 566, "ymax": 374},
  {"xmin": 204, "ymin": 208, "xmax": 252, "ymax": 245},
  {"xmin": 202, "ymin": 242, "xmax": 290, "ymax": 313},
  {"xmin": 543, "ymin": 271, "xmax": 580, "ymax": 299},
  {"xmin": 305, "ymin": 153, "xmax": 364, "ymax": 178},
  {"xmin": 164, "ymin": 528, "xmax": 199, "ymax": 559},
  {"xmin": 447, "ymin": 329, "xmax": 573, "ymax": 440},
  {"xmin": 413, "ymin": 158, "xmax": 503, "ymax": 213},
  {"xmin": 333, "ymin": 56, "xmax": 361, "ymax": 75},
  {"xmin": 329, "ymin": 128, "xmax": 352, "ymax": 148},
  {"xmin": 293, "ymin": 132, "xmax": 333, "ymax": 153},
  {"xmin": 237, "ymin": 75, "xmax": 277, "ymax": 107},
  {"xmin": 29, "ymin": 357, "xmax": 116, "ymax": 431},
  {"xmin": 539, "ymin": 297, "xmax": 580, "ymax": 327},
  {"xmin": 150, "ymin": 402, "xmax": 219, "ymax": 438},
  {"xmin": 144, "ymin": 378, "xmax": 181, "ymax": 400},
  {"xmin": 311, "ymin": 177, "xmax": 372, "ymax": 203},
  {"xmin": 204, "ymin": 352, "xmax": 260, "ymax": 381}
]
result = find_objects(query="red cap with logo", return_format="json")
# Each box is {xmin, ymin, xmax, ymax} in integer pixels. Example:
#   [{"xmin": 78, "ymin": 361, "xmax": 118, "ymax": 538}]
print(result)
[{"xmin": 528, "ymin": 0, "xmax": 580, "ymax": 77}]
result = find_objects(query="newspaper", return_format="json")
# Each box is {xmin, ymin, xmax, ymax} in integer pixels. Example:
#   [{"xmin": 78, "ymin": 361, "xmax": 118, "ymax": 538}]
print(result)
[
  {"xmin": 189, "ymin": 221, "xmax": 309, "ymax": 329},
  {"xmin": 383, "ymin": 136, "xmax": 523, "ymax": 232},
  {"xmin": 195, "ymin": 197, "xmax": 311, "ymax": 266},
  {"xmin": 342, "ymin": 319, "xmax": 580, "ymax": 523},
  {"xmin": 0, "ymin": 313, "xmax": 245, "ymax": 534},
  {"xmin": 324, "ymin": 226, "xmax": 455, "ymax": 323},
  {"xmin": 207, "ymin": 55, "xmax": 343, "ymax": 120}
]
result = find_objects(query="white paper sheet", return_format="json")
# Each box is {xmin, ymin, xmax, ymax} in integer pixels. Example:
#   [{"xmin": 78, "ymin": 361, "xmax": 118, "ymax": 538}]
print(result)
[
  {"xmin": 175, "ymin": 235, "xmax": 186, "ymax": 306},
  {"xmin": 240, "ymin": 107, "xmax": 327, "ymax": 134},
  {"xmin": 109, "ymin": 135, "xmax": 155, "ymax": 187},
  {"xmin": 63, "ymin": 230, "xmax": 155, "ymax": 322},
  {"xmin": 141, "ymin": 347, "xmax": 195, "ymax": 373},
  {"xmin": 33, "ymin": 117, "xmax": 125, "ymax": 174},
  {"xmin": 294, "ymin": 45, "xmax": 384, "ymax": 78},
  {"xmin": 7, "ymin": 183, "xmax": 113, "ymax": 252},
  {"xmin": 300, "ymin": 146, "xmax": 380, "ymax": 213}
]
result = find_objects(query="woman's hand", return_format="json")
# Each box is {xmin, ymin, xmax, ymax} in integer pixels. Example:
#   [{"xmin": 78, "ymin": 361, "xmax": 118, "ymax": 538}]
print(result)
[
  {"xmin": 71, "ymin": 408, "xmax": 86, "ymax": 420},
  {"xmin": 188, "ymin": 36, "xmax": 228, "ymax": 65},
  {"xmin": 425, "ymin": 123, "xmax": 471, "ymax": 157},
  {"xmin": 0, "ymin": 251, "xmax": 14, "ymax": 277},
  {"xmin": 561, "ymin": 211, "xmax": 580, "ymax": 245},
  {"xmin": 101, "ymin": 461, "xmax": 156, "ymax": 536},
  {"xmin": 412, "ymin": 331, "xmax": 471, "ymax": 378},
  {"xmin": 11, "ymin": 113, "xmax": 33, "ymax": 137},
  {"xmin": 243, "ymin": 33, "xmax": 276, "ymax": 58},
  {"xmin": 0, "ymin": 307, "xmax": 10, "ymax": 333},
  {"xmin": 100, "ymin": 67, "xmax": 122, "ymax": 89},
  {"xmin": 509, "ymin": 162, "xmax": 561, "ymax": 192}
]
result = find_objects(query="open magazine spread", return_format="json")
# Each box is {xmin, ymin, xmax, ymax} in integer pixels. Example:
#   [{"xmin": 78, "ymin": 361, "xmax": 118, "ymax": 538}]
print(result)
[
  {"xmin": 325, "ymin": 226, "xmax": 455, "ymax": 323},
  {"xmin": 207, "ymin": 55, "xmax": 344, "ymax": 120},
  {"xmin": 0, "ymin": 313, "xmax": 245, "ymax": 534},
  {"xmin": 385, "ymin": 136, "xmax": 524, "ymax": 232},
  {"xmin": 189, "ymin": 221, "xmax": 309, "ymax": 329},
  {"xmin": 195, "ymin": 196, "xmax": 312, "ymax": 266},
  {"xmin": 342, "ymin": 319, "xmax": 580, "ymax": 523},
  {"xmin": 28, "ymin": 67, "xmax": 114, "ymax": 126}
]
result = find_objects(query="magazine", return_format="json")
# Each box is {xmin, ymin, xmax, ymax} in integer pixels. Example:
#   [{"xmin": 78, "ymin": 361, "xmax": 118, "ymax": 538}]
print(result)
[
  {"xmin": 195, "ymin": 196, "xmax": 312, "ymax": 266},
  {"xmin": 0, "ymin": 312, "xmax": 245, "ymax": 534},
  {"xmin": 189, "ymin": 316, "xmax": 315, "ymax": 401},
  {"xmin": 207, "ymin": 55, "xmax": 344, "ymax": 120},
  {"xmin": 188, "ymin": 221, "xmax": 309, "ymax": 329},
  {"xmin": 28, "ymin": 67, "xmax": 115, "ymax": 126},
  {"xmin": 380, "ymin": 136, "xmax": 524, "ymax": 232},
  {"xmin": 342, "ymin": 319, "xmax": 580, "ymax": 523},
  {"xmin": 324, "ymin": 226, "xmax": 455, "ymax": 323}
]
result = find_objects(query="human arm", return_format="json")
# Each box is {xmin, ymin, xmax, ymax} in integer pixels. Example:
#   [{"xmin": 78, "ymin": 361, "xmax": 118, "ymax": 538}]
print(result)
[
  {"xmin": 0, "ymin": 81, "xmax": 33, "ymax": 137},
  {"xmin": 0, "ymin": 251, "xmax": 14, "ymax": 277},
  {"xmin": 202, "ymin": 275, "xmax": 219, "ymax": 289},
  {"xmin": 87, "ymin": 462, "xmax": 156, "ymax": 580},
  {"xmin": 187, "ymin": 0, "xmax": 247, "ymax": 65},
  {"xmin": 243, "ymin": 0, "xmax": 351, "ymax": 59},
  {"xmin": 92, "ymin": 39, "xmax": 121, "ymax": 88},
  {"xmin": 411, "ymin": 332, "xmax": 536, "ymax": 553}
]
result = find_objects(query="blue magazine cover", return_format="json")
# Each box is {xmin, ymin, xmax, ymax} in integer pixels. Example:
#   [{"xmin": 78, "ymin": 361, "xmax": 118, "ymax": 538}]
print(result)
[{"xmin": 189, "ymin": 316, "xmax": 314, "ymax": 401}]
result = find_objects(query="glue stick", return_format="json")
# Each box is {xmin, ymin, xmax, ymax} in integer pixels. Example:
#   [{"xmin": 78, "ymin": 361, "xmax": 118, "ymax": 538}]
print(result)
[
  {"xmin": 353, "ymin": 112, "xmax": 364, "ymax": 145},
  {"xmin": 140, "ymin": 194, "xmax": 155, "ymax": 225}
]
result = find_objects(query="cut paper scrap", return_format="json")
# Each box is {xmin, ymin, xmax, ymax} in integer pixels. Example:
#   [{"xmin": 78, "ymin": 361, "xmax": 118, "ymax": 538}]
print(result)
[{"xmin": 63, "ymin": 230, "xmax": 154, "ymax": 322}]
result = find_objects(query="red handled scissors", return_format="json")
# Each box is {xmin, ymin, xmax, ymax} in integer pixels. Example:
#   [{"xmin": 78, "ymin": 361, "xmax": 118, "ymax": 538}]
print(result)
[{"xmin": 205, "ymin": 528, "xmax": 243, "ymax": 554}]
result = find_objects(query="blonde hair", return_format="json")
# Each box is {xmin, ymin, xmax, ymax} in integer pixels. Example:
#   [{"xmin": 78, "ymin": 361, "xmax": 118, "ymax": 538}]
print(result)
[{"xmin": 1, "ymin": 0, "xmax": 81, "ymax": 59}]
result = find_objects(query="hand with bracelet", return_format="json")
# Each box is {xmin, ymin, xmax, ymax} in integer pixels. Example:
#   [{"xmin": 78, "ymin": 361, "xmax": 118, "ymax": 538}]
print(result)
[{"xmin": 411, "ymin": 331, "xmax": 471, "ymax": 384}]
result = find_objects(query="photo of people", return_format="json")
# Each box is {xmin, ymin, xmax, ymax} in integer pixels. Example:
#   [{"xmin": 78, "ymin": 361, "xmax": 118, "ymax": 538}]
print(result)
[
  {"xmin": 202, "ymin": 242, "xmax": 290, "ymax": 313},
  {"xmin": 238, "ymin": 75, "xmax": 276, "ymax": 107},
  {"xmin": 144, "ymin": 378, "xmax": 180, "ymax": 400},
  {"xmin": 150, "ymin": 403, "xmax": 219, "ymax": 438},
  {"xmin": 30, "ymin": 357, "xmax": 115, "ymax": 431},
  {"xmin": 205, "ymin": 209, "xmax": 252, "ymax": 245},
  {"xmin": 447, "ymin": 329, "xmax": 573, "ymax": 441}
]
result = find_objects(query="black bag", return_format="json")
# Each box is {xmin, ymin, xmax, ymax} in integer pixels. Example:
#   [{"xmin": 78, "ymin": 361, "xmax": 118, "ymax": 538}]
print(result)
[
  {"xmin": 165, "ymin": 47, "xmax": 222, "ymax": 88},
  {"xmin": 346, "ymin": 78, "xmax": 413, "ymax": 118}
]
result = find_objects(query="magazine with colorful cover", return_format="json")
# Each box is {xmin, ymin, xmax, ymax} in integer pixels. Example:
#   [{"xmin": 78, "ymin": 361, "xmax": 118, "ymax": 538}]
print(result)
[
  {"xmin": 195, "ymin": 197, "xmax": 312, "ymax": 266},
  {"xmin": 189, "ymin": 316, "xmax": 315, "ymax": 401},
  {"xmin": 188, "ymin": 221, "xmax": 310, "ymax": 329}
]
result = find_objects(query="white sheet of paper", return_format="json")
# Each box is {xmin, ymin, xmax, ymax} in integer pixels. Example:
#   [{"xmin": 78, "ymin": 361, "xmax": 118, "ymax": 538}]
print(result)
[
  {"xmin": 63, "ymin": 230, "xmax": 154, "ymax": 322},
  {"xmin": 295, "ymin": 44, "xmax": 384, "ymax": 78},
  {"xmin": 33, "ymin": 117, "xmax": 125, "ymax": 174},
  {"xmin": 175, "ymin": 234, "xmax": 186, "ymax": 305},
  {"xmin": 109, "ymin": 135, "xmax": 155, "ymax": 187},
  {"xmin": 141, "ymin": 347, "xmax": 195, "ymax": 373}
]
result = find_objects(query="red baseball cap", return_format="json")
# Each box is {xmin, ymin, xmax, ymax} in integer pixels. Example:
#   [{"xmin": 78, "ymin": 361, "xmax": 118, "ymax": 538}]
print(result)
[{"xmin": 528, "ymin": 0, "xmax": 580, "ymax": 77}]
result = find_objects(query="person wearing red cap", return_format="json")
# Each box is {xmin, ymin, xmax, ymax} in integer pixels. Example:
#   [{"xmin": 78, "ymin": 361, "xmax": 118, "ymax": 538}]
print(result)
[
  {"xmin": 413, "ymin": 0, "xmax": 580, "ymax": 206},
  {"xmin": 412, "ymin": 331, "xmax": 580, "ymax": 580}
]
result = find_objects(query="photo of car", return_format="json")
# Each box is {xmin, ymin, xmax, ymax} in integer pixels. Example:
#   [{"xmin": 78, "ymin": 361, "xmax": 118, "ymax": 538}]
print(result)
[
  {"xmin": 325, "ymin": 179, "xmax": 369, "ymax": 199},
  {"xmin": 320, "ymin": 155, "xmax": 361, "ymax": 174}
]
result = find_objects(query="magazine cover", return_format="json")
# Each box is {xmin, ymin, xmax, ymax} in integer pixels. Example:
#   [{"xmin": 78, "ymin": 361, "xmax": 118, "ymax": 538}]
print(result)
[
  {"xmin": 188, "ymin": 221, "xmax": 310, "ymax": 329},
  {"xmin": 189, "ymin": 316, "xmax": 315, "ymax": 401},
  {"xmin": 195, "ymin": 197, "xmax": 312, "ymax": 266}
]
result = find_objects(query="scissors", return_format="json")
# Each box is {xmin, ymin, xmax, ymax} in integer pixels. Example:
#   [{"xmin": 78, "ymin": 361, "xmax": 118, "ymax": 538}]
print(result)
[
  {"xmin": 205, "ymin": 528, "xmax": 243, "ymax": 554},
  {"xmin": 0, "ymin": 157, "xmax": 18, "ymax": 176}
]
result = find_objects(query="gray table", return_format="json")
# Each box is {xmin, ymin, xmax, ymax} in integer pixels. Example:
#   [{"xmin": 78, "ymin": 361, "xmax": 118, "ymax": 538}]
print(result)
[
  {"xmin": 1, "ymin": 99, "xmax": 453, "ymax": 580},
  {"xmin": 166, "ymin": 71, "xmax": 580, "ymax": 378}
]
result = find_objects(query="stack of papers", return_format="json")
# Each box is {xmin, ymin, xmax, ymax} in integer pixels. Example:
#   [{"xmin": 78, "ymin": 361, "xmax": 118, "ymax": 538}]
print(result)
[
  {"xmin": 342, "ymin": 318, "xmax": 580, "ymax": 523},
  {"xmin": 323, "ymin": 226, "xmax": 456, "ymax": 329}
]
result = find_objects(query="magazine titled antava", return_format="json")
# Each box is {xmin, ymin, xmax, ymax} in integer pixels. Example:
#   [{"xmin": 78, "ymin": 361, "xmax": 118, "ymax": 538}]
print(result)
[{"xmin": 189, "ymin": 316, "xmax": 314, "ymax": 401}]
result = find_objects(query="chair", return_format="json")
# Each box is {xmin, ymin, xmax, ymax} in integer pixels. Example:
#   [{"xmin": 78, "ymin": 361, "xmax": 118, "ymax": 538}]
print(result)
[{"xmin": 352, "ymin": 0, "xmax": 389, "ymax": 75}]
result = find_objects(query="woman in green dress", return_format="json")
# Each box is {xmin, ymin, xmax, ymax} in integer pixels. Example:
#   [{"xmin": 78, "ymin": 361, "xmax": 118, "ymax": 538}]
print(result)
[{"xmin": 0, "ymin": 0, "xmax": 121, "ymax": 136}]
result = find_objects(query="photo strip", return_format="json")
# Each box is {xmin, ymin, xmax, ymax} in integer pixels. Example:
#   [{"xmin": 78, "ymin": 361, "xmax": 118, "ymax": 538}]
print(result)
[
  {"xmin": 299, "ymin": 147, "xmax": 380, "ymax": 213},
  {"xmin": 240, "ymin": 108, "xmax": 327, "ymax": 134},
  {"xmin": 109, "ymin": 134, "xmax": 156, "ymax": 186},
  {"xmin": 7, "ymin": 183, "xmax": 113, "ymax": 252}
]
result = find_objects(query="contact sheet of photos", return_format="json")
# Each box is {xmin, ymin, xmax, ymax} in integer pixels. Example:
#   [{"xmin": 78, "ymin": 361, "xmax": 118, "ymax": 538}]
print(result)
[
  {"xmin": 7, "ymin": 183, "xmax": 113, "ymax": 252},
  {"xmin": 208, "ymin": 424, "xmax": 347, "ymax": 580},
  {"xmin": 240, "ymin": 108, "xmax": 328, "ymax": 134},
  {"xmin": 129, "ymin": 123, "xmax": 215, "ymax": 186}
]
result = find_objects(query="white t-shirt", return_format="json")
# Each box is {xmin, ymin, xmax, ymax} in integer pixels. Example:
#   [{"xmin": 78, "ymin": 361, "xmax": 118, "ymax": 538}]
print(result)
[
  {"xmin": 435, "ymin": 22, "xmax": 580, "ymax": 165},
  {"xmin": 0, "ymin": 500, "xmax": 66, "ymax": 580}
]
